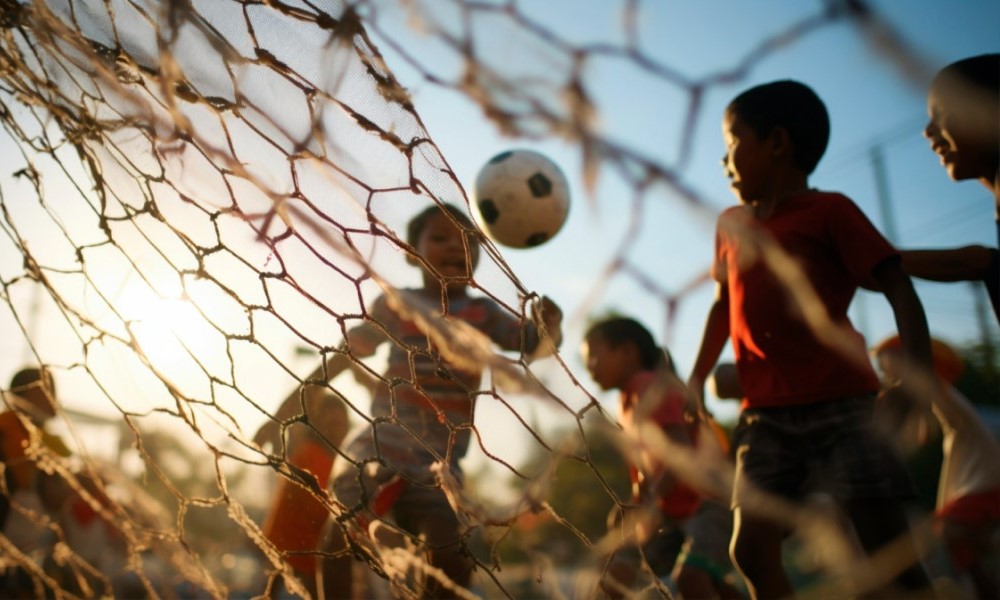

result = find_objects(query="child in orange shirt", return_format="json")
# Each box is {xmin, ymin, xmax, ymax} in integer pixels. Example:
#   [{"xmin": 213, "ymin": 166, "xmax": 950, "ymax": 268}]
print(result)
[
  {"xmin": 255, "ymin": 386, "xmax": 350, "ymax": 597},
  {"xmin": 873, "ymin": 335, "xmax": 1000, "ymax": 598},
  {"xmin": 688, "ymin": 80, "xmax": 934, "ymax": 598}
]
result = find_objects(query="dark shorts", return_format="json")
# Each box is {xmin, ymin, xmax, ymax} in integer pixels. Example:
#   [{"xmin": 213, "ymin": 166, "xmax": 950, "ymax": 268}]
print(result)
[
  {"xmin": 732, "ymin": 395, "xmax": 915, "ymax": 507},
  {"xmin": 678, "ymin": 501, "xmax": 734, "ymax": 581},
  {"xmin": 611, "ymin": 525, "xmax": 687, "ymax": 576}
]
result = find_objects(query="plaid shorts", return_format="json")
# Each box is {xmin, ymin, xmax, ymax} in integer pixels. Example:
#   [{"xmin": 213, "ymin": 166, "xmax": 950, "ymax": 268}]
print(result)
[
  {"xmin": 732, "ymin": 395, "xmax": 915, "ymax": 507},
  {"xmin": 611, "ymin": 524, "xmax": 687, "ymax": 577}
]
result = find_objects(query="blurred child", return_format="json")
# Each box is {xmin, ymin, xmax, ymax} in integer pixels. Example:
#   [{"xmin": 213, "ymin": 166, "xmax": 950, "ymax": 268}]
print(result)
[
  {"xmin": 290, "ymin": 203, "xmax": 562, "ymax": 599},
  {"xmin": 687, "ymin": 80, "xmax": 935, "ymax": 598},
  {"xmin": 584, "ymin": 317, "xmax": 739, "ymax": 599},
  {"xmin": 0, "ymin": 367, "xmax": 71, "ymax": 595},
  {"xmin": 898, "ymin": 54, "xmax": 1000, "ymax": 323},
  {"xmin": 1, "ymin": 368, "xmax": 63, "ymax": 499},
  {"xmin": 254, "ymin": 386, "xmax": 350, "ymax": 598},
  {"xmin": 873, "ymin": 335, "xmax": 1000, "ymax": 598},
  {"xmin": 40, "ymin": 467, "xmax": 140, "ymax": 597}
]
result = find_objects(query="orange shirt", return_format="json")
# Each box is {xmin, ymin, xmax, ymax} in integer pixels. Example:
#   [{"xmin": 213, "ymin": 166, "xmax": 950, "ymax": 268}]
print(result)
[
  {"xmin": 261, "ymin": 441, "xmax": 336, "ymax": 575},
  {"xmin": 0, "ymin": 410, "xmax": 34, "ymax": 490}
]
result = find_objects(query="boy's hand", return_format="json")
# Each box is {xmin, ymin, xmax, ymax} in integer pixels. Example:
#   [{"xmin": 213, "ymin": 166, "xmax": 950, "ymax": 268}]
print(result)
[
  {"xmin": 535, "ymin": 295, "xmax": 563, "ymax": 348},
  {"xmin": 684, "ymin": 376, "xmax": 710, "ymax": 422}
]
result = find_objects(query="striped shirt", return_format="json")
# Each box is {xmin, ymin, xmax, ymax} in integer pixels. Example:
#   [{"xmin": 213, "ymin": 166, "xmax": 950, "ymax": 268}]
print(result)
[{"xmin": 348, "ymin": 289, "xmax": 536, "ymax": 473}]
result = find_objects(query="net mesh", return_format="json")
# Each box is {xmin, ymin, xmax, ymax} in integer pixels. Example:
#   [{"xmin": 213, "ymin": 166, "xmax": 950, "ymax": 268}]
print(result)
[{"xmin": 0, "ymin": 0, "xmax": 963, "ymax": 598}]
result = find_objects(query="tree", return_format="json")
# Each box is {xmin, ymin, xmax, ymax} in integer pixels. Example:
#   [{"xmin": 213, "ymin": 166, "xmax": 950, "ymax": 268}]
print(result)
[
  {"xmin": 956, "ymin": 338, "xmax": 1000, "ymax": 409},
  {"xmin": 507, "ymin": 416, "xmax": 631, "ymax": 565}
]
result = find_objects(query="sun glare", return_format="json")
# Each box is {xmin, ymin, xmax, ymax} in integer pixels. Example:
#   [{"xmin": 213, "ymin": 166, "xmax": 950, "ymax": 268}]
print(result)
[{"xmin": 114, "ymin": 278, "xmax": 220, "ymax": 374}]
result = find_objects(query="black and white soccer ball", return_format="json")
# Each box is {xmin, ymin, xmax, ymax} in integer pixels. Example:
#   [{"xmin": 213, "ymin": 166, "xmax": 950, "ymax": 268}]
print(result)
[{"xmin": 473, "ymin": 149, "xmax": 570, "ymax": 249}]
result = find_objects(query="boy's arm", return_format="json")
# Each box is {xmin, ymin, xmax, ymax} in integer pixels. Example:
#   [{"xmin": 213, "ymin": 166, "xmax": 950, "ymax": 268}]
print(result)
[
  {"xmin": 491, "ymin": 296, "xmax": 563, "ymax": 359},
  {"xmin": 872, "ymin": 257, "xmax": 935, "ymax": 397},
  {"xmin": 686, "ymin": 283, "xmax": 731, "ymax": 417},
  {"xmin": 529, "ymin": 295, "xmax": 563, "ymax": 358},
  {"xmin": 859, "ymin": 246, "xmax": 996, "ymax": 291},
  {"xmin": 900, "ymin": 246, "xmax": 996, "ymax": 282},
  {"xmin": 254, "ymin": 327, "xmax": 379, "ymax": 450}
]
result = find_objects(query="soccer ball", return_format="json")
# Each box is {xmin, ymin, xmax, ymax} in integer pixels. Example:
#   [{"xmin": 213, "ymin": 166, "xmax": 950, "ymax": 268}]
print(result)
[{"xmin": 473, "ymin": 149, "xmax": 570, "ymax": 248}]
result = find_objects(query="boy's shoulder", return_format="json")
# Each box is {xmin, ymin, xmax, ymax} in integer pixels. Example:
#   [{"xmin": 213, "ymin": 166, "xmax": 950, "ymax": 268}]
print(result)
[
  {"xmin": 717, "ymin": 190, "xmax": 858, "ymax": 220},
  {"xmin": 794, "ymin": 188, "xmax": 854, "ymax": 205},
  {"xmin": 781, "ymin": 189, "xmax": 861, "ymax": 220}
]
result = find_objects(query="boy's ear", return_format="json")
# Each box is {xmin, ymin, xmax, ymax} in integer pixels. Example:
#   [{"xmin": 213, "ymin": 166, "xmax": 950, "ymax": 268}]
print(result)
[
  {"xmin": 769, "ymin": 126, "xmax": 793, "ymax": 159},
  {"xmin": 405, "ymin": 252, "xmax": 420, "ymax": 267},
  {"xmin": 622, "ymin": 341, "xmax": 640, "ymax": 363}
]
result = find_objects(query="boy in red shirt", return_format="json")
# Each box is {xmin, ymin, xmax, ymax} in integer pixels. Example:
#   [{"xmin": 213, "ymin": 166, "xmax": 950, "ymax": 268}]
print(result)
[{"xmin": 688, "ymin": 81, "xmax": 936, "ymax": 598}]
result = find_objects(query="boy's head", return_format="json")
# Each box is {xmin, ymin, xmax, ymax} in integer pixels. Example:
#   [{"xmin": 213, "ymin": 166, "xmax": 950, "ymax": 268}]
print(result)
[
  {"xmin": 9, "ymin": 367, "xmax": 57, "ymax": 425},
  {"xmin": 583, "ymin": 317, "xmax": 673, "ymax": 391},
  {"xmin": 924, "ymin": 54, "xmax": 1000, "ymax": 183},
  {"xmin": 872, "ymin": 335, "xmax": 963, "ymax": 384},
  {"xmin": 405, "ymin": 204, "xmax": 479, "ymax": 290},
  {"xmin": 723, "ymin": 80, "xmax": 829, "ymax": 202}
]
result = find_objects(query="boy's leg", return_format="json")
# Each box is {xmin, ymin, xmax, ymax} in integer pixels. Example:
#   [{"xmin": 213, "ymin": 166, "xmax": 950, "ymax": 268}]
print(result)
[
  {"xmin": 845, "ymin": 497, "xmax": 933, "ymax": 595},
  {"xmin": 601, "ymin": 551, "xmax": 638, "ymax": 600},
  {"xmin": 316, "ymin": 517, "xmax": 354, "ymax": 600},
  {"xmin": 829, "ymin": 396, "xmax": 933, "ymax": 595},
  {"xmin": 937, "ymin": 493, "xmax": 1000, "ymax": 599},
  {"xmin": 966, "ymin": 548, "xmax": 1000, "ymax": 600},
  {"xmin": 731, "ymin": 507, "xmax": 792, "ymax": 600},
  {"xmin": 674, "ymin": 501, "xmax": 741, "ymax": 599},
  {"xmin": 414, "ymin": 510, "xmax": 473, "ymax": 597},
  {"xmin": 729, "ymin": 408, "xmax": 804, "ymax": 599},
  {"xmin": 319, "ymin": 432, "xmax": 394, "ymax": 600},
  {"xmin": 673, "ymin": 565, "xmax": 718, "ymax": 599},
  {"xmin": 599, "ymin": 526, "xmax": 684, "ymax": 599},
  {"xmin": 940, "ymin": 519, "xmax": 1000, "ymax": 599},
  {"xmin": 401, "ymin": 484, "xmax": 473, "ymax": 599}
]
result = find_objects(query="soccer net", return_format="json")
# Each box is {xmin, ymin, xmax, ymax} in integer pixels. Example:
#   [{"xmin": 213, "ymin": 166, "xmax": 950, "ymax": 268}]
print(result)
[{"xmin": 0, "ymin": 0, "xmax": 950, "ymax": 598}]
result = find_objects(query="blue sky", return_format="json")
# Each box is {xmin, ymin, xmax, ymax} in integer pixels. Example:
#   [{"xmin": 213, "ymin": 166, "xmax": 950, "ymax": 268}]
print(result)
[
  {"xmin": 362, "ymin": 0, "xmax": 1000, "ymax": 426},
  {"xmin": 0, "ymin": 0, "xmax": 997, "ymax": 491}
]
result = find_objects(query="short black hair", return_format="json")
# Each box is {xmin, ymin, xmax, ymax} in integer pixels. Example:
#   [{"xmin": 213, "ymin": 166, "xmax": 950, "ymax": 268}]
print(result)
[
  {"xmin": 934, "ymin": 54, "xmax": 1000, "ymax": 97},
  {"xmin": 932, "ymin": 54, "xmax": 1000, "ymax": 102},
  {"xmin": 405, "ymin": 203, "xmax": 476, "ymax": 248},
  {"xmin": 727, "ymin": 80, "xmax": 830, "ymax": 175},
  {"xmin": 584, "ymin": 317, "xmax": 675, "ymax": 373},
  {"xmin": 10, "ymin": 367, "xmax": 52, "ymax": 394}
]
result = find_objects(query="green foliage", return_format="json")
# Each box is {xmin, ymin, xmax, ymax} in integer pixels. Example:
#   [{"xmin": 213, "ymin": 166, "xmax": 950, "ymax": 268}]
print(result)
[
  {"xmin": 510, "ymin": 421, "xmax": 631, "ymax": 565},
  {"xmin": 956, "ymin": 338, "xmax": 1000, "ymax": 408}
]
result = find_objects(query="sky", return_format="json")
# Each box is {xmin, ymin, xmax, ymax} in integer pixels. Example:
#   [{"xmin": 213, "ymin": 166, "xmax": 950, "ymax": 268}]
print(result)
[
  {"xmin": 359, "ymin": 0, "xmax": 1000, "ymax": 430},
  {"xmin": 1, "ymin": 0, "xmax": 998, "ymax": 497}
]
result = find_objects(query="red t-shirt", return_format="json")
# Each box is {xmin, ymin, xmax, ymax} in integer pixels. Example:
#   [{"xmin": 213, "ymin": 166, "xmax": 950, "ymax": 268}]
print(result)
[
  {"xmin": 621, "ymin": 371, "xmax": 701, "ymax": 520},
  {"xmin": 714, "ymin": 191, "xmax": 895, "ymax": 408}
]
